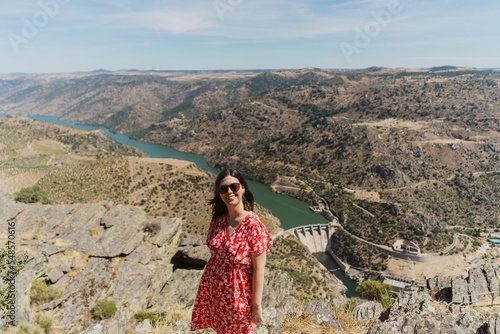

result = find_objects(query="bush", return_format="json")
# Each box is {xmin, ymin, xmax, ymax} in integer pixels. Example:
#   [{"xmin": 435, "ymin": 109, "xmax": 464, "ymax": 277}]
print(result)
[
  {"xmin": 356, "ymin": 279, "xmax": 392, "ymax": 310},
  {"xmin": 16, "ymin": 322, "xmax": 44, "ymax": 334},
  {"xmin": 1, "ymin": 247, "xmax": 29, "ymax": 317},
  {"xmin": 14, "ymin": 186, "xmax": 50, "ymax": 204},
  {"xmin": 30, "ymin": 280, "xmax": 61, "ymax": 305},
  {"xmin": 135, "ymin": 311, "xmax": 159, "ymax": 327},
  {"xmin": 35, "ymin": 314, "xmax": 52, "ymax": 334},
  {"xmin": 92, "ymin": 299, "xmax": 117, "ymax": 320}
]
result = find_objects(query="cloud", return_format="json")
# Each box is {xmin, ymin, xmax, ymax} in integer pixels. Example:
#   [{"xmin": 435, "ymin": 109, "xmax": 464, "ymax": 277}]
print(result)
[{"xmin": 110, "ymin": 10, "xmax": 217, "ymax": 34}]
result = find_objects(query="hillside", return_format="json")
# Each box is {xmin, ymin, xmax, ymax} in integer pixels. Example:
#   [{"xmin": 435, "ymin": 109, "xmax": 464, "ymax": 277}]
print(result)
[
  {"xmin": 142, "ymin": 68, "xmax": 500, "ymax": 257},
  {"xmin": 1, "ymin": 67, "xmax": 499, "ymax": 267},
  {"xmin": 0, "ymin": 116, "xmax": 350, "ymax": 333}
]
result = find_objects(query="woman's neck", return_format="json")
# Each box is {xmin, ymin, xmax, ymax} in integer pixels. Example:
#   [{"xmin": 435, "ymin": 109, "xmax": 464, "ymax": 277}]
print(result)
[{"xmin": 226, "ymin": 204, "xmax": 248, "ymax": 224}]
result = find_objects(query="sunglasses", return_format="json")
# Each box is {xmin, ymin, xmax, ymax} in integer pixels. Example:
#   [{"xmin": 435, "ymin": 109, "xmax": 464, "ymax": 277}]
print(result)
[{"xmin": 218, "ymin": 183, "xmax": 241, "ymax": 194}]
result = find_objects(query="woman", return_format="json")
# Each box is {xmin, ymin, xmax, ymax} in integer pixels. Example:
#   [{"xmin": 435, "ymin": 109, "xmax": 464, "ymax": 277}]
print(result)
[{"xmin": 191, "ymin": 169, "xmax": 273, "ymax": 333}]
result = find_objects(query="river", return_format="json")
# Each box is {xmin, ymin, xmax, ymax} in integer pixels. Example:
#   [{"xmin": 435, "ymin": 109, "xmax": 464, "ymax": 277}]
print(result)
[
  {"xmin": 27, "ymin": 115, "xmax": 329, "ymax": 230},
  {"xmin": 1, "ymin": 114, "xmax": 358, "ymax": 295}
]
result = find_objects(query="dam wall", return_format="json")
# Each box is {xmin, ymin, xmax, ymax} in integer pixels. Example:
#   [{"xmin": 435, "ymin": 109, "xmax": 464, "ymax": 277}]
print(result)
[
  {"xmin": 290, "ymin": 223, "xmax": 352, "ymax": 275},
  {"xmin": 293, "ymin": 223, "xmax": 334, "ymax": 253}
]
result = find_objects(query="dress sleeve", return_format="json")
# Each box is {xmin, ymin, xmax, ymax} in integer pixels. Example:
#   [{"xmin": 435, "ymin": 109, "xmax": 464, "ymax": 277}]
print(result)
[
  {"xmin": 248, "ymin": 214, "xmax": 273, "ymax": 255},
  {"xmin": 205, "ymin": 217, "xmax": 218, "ymax": 246}
]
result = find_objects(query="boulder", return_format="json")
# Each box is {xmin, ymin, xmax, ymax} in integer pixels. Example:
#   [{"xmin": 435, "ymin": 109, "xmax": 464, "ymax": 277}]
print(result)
[
  {"xmin": 487, "ymin": 313, "xmax": 500, "ymax": 334},
  {"xmin": 468, "ymin": 267, "xmax": 491, "ymax": 305},
  {"xmin": 452, "ymin": 275, "xmax": 471, "ymax": 304},
  {"xmin": 303, "ymin": 299, "xmax": 342, "ymax": 330},
  {"xmin": 352, "ymin": 301, "xmax": 383, "ymax": 322},
  {"xmin": 367, "ymin": 290, "xmax": 489, "ymax": 334},
  {"xmin": 80, "ymin": 324, "xmax": 103, "ymax": 334}
]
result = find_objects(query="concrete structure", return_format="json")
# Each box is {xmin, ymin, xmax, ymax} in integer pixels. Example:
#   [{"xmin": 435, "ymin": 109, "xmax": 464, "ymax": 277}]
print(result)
[
  {"xmin": 293, "ymin": 223, "xmax": 335, "ymax": 253},
  {"xmin": 288, "ymin": 223, "xmax": 426, "ymax": 292},
  {"xmin": 290, "ymin": 223, "xmax": 352, "ymax": 274}
]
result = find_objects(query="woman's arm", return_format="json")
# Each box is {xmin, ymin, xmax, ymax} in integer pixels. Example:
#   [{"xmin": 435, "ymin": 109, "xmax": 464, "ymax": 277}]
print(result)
[{"xmin": 251, "ymin": 252, "xmax": 267, "ymax": 325}]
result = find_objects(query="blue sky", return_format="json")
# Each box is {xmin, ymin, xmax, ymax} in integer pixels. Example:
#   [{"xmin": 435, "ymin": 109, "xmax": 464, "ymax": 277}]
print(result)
[{"xmin": 0, "ymin": 0, "xmax": 499, "ymax": 73}]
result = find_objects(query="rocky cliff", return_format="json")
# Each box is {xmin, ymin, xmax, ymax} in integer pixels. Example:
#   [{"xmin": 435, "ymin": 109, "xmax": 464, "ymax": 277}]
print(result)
[
  {"xmin": 5, "ymin": 187, "xmax": 500, "ymax": 333},
  {"xmin": 0, "ymin": 192, "xmax": 347, "ymax": 333}
]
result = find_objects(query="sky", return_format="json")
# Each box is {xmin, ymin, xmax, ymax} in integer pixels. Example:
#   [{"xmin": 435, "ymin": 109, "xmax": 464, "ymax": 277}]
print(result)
[{"xmin": 0, "ymin": 0, "xmax": 499, "ymax": 73}]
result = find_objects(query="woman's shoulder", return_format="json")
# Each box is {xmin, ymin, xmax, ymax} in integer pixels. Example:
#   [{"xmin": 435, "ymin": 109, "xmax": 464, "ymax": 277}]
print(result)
[
  {"xmin": 245, "ymin": 211, "xmax": 266, "ymax": 227},
  {"xmin": 246, "ymin": 211, "xmax": 260, "ymax": 221}
]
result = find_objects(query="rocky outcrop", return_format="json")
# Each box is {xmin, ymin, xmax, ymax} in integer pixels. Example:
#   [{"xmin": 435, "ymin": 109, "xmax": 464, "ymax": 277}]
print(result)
[
  {"xmin": 367, "ymin": 290, "xmax": 490, "ymax": 334},
  {"xmin": 0, "ymin": 192, "xmax": 185, "ymax": 333},
  {"xmin": 368, "ymin": 265, "xmax": 500, "ymax": 333},
  {"xmin": 303, "ymin": 300, "xmax": 342, "ymax": 330},
  {"xmin": 352, "ymin": 301, "xmax": 383, "ymax": 322},
  {"xmin": 427, "ymin": 264, "xmax": 500, "ymax": 306}
]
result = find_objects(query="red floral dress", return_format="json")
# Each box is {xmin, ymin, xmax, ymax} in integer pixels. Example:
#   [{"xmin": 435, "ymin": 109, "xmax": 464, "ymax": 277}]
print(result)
[{"xmin": 190, "ymin": 212, "xmax": 273, "ymax": 334}]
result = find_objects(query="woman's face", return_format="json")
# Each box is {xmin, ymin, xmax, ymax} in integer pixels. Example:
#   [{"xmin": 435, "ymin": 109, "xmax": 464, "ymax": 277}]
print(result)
[{"xmin": 218, "ymin": 175, "xmax": 245, "ymax": 208}]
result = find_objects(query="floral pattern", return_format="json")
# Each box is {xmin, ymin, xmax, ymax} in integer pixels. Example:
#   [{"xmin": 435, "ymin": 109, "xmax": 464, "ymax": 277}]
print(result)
[{"xmin": 191, "ymin": 212, "xmax": 273, "ymax": 334}]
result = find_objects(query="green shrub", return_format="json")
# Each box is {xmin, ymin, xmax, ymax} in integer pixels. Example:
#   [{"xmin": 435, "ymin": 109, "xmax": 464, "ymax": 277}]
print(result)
[
  {"xmin": 92, "ymin": 299, "xmax": 117, "ymax": 320},
  {"xmin": 16, "ymin": 322, "xmax": 44, "ymax": 334},
  {"xmin": 0, "ymin": 247, "xmax": 29, "ymax": 317},
  {"xmin": 35, "ymin": 314, "xmax": 52, "ymax": 334},
  {"xmin": 135, "ymin": 311, "xmax": 159, "ymax": 326},
  {"xmin": 14, "ymin": 186, "xmax": 50, "ymax": 204},
  {"xmin": 30, "ymin": 280, "xmax": 61, "ymax": 305},
  {"xmin": 356, "ymin": 279, "xmax": 393, "ymax": 310}
]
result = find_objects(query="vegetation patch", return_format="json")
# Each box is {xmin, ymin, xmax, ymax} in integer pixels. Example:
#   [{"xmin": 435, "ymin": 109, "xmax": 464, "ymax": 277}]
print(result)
[
  {"xmin": 30, "ymin": 280, "xmax": 61, "ymax": 305},
  {"xmin": 92, "ymin": 299, "xmax": 117, "ymax": 320},
  {"xmin": 14, "ymin": 185, "xmax": 51, "ymax": 204}
]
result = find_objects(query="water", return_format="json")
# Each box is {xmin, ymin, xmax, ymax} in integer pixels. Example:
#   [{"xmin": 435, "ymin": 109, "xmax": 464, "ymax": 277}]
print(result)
[{"xmin": 314, "ymin": 252, "xmax": 359, "ymax": 298}]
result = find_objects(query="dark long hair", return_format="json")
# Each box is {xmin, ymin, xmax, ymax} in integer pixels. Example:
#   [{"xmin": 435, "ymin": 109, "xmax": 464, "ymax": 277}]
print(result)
[{"xmin": 209, "ymin": 169, "xmax": 254, "ymax": 218}]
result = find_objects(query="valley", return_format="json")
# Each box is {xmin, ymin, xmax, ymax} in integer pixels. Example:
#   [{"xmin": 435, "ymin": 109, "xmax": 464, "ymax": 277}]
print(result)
[{"xmin": 1, "ymin": 66, "xmax": 500, "ymax": 332}]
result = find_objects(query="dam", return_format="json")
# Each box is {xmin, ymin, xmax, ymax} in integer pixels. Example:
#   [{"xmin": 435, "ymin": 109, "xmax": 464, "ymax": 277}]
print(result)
[
  {"xmin": 282, "ymin": 222, "xmax": 358, "ymax": 297},
  {"xmin": 286, "ymin": 223, "xmax": 424, "ymax": 294},
  {"xmin": 294, "ymin": 223, "xmax": 334, "ymax": 253},
  {"xmin": 289, "ymin": 223, "xmax": 351, "ymax": 273}
]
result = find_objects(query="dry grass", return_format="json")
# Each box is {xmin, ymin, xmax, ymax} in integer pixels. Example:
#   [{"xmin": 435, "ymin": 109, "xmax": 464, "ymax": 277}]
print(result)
[
  {"xmin": 150, "ymin": 304, "xmax": 200, "ymax": 334},
  {"xmin": 280, "ymin": 308, "xmax": 368, "ymax": 334}
]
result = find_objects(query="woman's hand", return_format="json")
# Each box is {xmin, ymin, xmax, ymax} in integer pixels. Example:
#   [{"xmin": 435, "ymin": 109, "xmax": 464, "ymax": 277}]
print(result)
[{"xmin": 252, "ymin": 304, "xmax": 264, "ymax": 325}]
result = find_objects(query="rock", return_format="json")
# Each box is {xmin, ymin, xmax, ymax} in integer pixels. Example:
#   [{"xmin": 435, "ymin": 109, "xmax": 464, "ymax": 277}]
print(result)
[
  {"xmin": 427, "ymin": 264, "xmax": 500, "ymax": 307},
  {"xmin": 151, "ymin": 268, "xmax": 202, "ymax": 311},
  {"xmin": 427, "ymin": 275, "xmax": 453, "ymax": 303},
  {"xmin": 134, "ymin": 319, "xmax": 153, "ymax": 333},
  {"xmin": 352, "ymin": 301, "xmax": 383, "ymax": 322},
  {"xmin": 80, "ymin": 324, "xmax": 103, "ymax": 334},
  {"xmin": 171, "ymin": 245, "xmax": 210, "ymax": 270},
  {"xmin": 484, "ymin": 265, "xmax": 500, "ymax": 305},
  {"xmin": 90, "ymin": 205, "xmax": 146, "ymax": 257},
  {"xmin": 452, "ymin": 275, "xmax": 471, "ymax": 304},
  {"xmin": 367, "ymin": 290, "xmax": 488, "ymax": 334},
  {"xmin": 487, "ymin": 313, "xmax": 500, "ymax": 333},
  {"xmin": 261, "ymin": 270, "xmax": 297, "ymax": 330},
  {"xmin": 303, "ymin": 300, "xmax": 342, "ymax": 330},
  {"xmin": 151, "ymin": 218, "xmax": 183, "ymax": 248},
  {"xmin": 450, "ymin": 305, "xmax": 485, "ymax": 330},
  {"xmin": 469, "ymin": 267, "xmax": 491, "ymax": 305},
  {"xmin": 46, "ymin": 268, "xmax": 64, "ymax": 283}
]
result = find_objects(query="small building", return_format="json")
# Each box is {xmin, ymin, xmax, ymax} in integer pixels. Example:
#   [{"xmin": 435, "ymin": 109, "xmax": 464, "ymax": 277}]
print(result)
[{"xmin": 392, "ymin": 239, "xmax": 420, "ymax": 255}]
